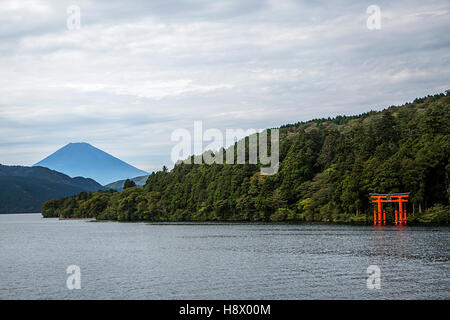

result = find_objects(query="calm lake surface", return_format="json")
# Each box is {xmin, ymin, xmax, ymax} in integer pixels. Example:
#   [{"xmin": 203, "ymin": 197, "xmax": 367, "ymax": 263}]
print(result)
[{"xmin": 0, "ymin": 213, "xmax": 448, "ymax": 299}]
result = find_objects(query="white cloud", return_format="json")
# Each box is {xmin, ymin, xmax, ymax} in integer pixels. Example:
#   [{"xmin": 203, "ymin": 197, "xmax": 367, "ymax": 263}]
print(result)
[{"xmin": 0, "ymin": 0, "xmax": 449, "ymax": 172}]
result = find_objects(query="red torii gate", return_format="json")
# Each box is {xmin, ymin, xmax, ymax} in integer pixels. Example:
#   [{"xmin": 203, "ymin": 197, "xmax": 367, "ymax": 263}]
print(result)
[{"xmin": 370, "ymin": 193, "xmax": 409, "ymax": 225}]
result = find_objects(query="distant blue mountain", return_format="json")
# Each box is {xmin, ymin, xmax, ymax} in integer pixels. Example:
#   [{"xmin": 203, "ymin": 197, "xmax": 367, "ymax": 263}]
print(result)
[
  {"xmin": 0, "ymin": 164, "xmax": 105, "ymax": 213},
  {"xmin": 33, "ymin": 142, "xmax": 148, "ymax": 185}
]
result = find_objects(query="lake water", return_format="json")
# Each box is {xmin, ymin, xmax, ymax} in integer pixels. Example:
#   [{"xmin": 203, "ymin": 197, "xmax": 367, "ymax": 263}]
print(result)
[{"xmin": 0, "ymin": 213, "xmax": 448, "ymax": 300}]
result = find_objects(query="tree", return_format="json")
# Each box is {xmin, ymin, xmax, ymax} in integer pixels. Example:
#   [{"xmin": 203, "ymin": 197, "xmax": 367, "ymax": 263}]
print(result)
[{"xmin": 123, "ymin": 179, "xmax": 136, "ymax": 189}]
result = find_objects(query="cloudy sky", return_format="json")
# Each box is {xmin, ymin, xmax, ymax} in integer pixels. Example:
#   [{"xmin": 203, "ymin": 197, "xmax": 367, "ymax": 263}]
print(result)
[{"xmin": 1, "ymin": 0, "xmax": 449, "ymax": 173}]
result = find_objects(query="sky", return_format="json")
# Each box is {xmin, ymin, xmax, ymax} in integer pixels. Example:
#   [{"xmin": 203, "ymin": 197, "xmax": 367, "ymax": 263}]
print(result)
[{"xmin": 0, "ymin": 0, "xmax": 449, "ymax": 173}]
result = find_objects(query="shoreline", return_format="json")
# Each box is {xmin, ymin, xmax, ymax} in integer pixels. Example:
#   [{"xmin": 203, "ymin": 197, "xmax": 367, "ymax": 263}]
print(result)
[
  {"xmin": 1, "ymin": 213, "xmax": 446, "ymax": 225},
  {"xmin": 58, "ymin": 217, "xmax": 96, "ymax": 221},
  {"xmin": 46, "ymin": 216, "xmax": 450, "ymax": 226}
]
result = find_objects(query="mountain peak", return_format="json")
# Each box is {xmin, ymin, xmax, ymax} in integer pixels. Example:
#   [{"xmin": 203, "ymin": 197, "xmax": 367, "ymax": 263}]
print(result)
[
  {"xmin": 65, "ymin": 142, "xmax": 94, "ymax": 148},
  {"xmin": 33, "ymin": 143, "xmax": 148, "ymax": 185}
]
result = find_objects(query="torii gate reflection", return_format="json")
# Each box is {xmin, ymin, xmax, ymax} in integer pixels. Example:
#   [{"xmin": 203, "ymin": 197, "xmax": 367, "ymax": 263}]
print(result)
[{"xmin": 370, "ymin": 193, "xmax": 410, "ymax": 225}]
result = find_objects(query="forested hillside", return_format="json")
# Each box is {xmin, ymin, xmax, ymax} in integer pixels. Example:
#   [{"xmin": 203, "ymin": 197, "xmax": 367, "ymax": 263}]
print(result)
[{"xmin": 42, "ymin": 93, "xmax": 450, "ymax": 223}]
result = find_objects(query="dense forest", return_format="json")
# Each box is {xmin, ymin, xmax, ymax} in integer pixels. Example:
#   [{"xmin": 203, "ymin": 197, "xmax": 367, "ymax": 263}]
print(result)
[{"xmin": 42, "ymin": 93, "xmax": 450, "ymax": 223}]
